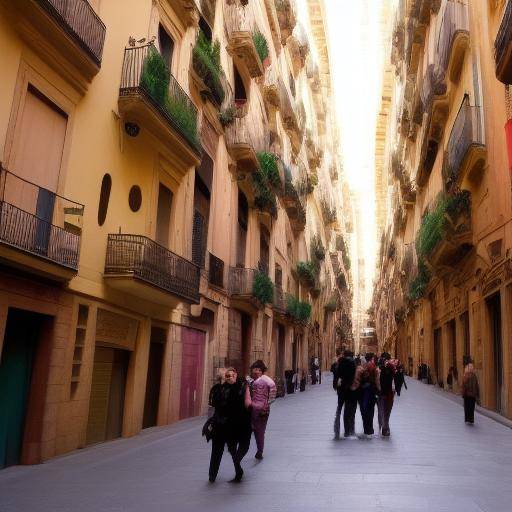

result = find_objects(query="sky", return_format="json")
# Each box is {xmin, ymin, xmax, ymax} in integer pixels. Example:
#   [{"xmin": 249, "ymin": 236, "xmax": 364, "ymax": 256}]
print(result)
[{"xmin": 323, "ymin": 0, "xmax": 387, "ymax": 306}]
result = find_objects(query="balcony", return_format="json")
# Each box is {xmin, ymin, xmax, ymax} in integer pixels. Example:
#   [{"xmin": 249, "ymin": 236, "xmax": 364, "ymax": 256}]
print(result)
[
  {"xmin": 436, "ymin": 0, "xmax": 469, "ymax": 83},
  {"xmin": 104, "ymin": 234, "xmax": 200, "ymax": 306},
  {"xmin": 443, "ymin": 98, "xmax": 486, "ymax": 188},
  {"xmin": 275, "ymin": 0, "xmax": 296, "ymax": 44},
  {"xmin": 207, "ymin": 252, "xmax": 225, "ymax": 289},
  {"xmin": 228, "ymin": 266, "xmax": 269, "ymax": 311},
  {"xmin": 225, "ymin": 102, "xmax": 268, "ymax": 173},
  {"xmin": 391, "ymin": 0, "xmax": 405, "ymax": 66},
  {"xmin": 282, "ymin": 163, "xmax": 306, "ymax": 233},
  {"xmin": 422, "ymin": 192, "xmax": 473, "ymax": 271},
  {"xmin": 263, "ymin": 64, "xmax": 282, "ymax": 110},
  {"xmin": 118, "ymin": 42, "xmax": 201, "ymax": 175},
  {"xmin": 287, "ymin": 23, "xmax": 309, "ymax": 75},
  {"xmin": 495, "ymin": 0, "xmax": 512, "ymax": 84},
  {"xmin": 0, "ymin": 167, "xmax": 83, "ymax": 280},
  {"xmin": 279, "ymin": 81, "xmax": 305, "ymax": 154},
  {"xmin": 273, "ymin": 286, "xmax": 288, "ymax": 316},
  {"xmin": 263, "ymin": 0, "xmax": 282, "ymax": 53},
  {"xmin": 2, "ymin": 0, "xmax": 106, "ymax": 91},
  {"xmin": 305, "ymin": 130, "xmax": 323, "ymax": 172},
  {"xmin": 172, "ymin": 0, "xmax": 200, "ymax": 28},
  {"xmin": 225, "ymin": 2, "xmax": 264, "ymax": 78}
]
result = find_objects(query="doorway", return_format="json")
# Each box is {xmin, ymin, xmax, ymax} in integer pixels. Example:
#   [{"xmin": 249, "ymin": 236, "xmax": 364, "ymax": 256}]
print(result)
[
  {"xmin": 143, "ymin": 327, "xmax": 166, "ymax": 429},
  {"xmin": 86, "ymin": 347, "xmax": 130, "ymax": 445},
  {"xmin": 487, "ymin": 293, "xmax": 503, "ymax": 412},
  {"xmin": 433, "ymin": 327, "xmax": 442, "ymax": 386},
  {"xmin": 0, "ymin": 309, "xmax": 50, "ymax": 468}
]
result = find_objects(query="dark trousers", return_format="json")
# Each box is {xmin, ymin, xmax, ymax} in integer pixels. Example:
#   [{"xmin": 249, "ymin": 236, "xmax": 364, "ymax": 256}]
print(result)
[
  {"xmin": 359, "ymin": 387, "xmax": 376, "ymax": 435},
  {"xmin": 209, "ymin": 430, "xmax": 251, "ymax": 480},
  {"xmin": 334, "ymin": 390, "xmax": 357, "ymax": 437},
  {"xmin": 377, "ymin": 394, "xmax": 394, "ymax": 434},
  {"xmin": 464, "ymin": 396, "xmax": 476, "ymax": 423}
]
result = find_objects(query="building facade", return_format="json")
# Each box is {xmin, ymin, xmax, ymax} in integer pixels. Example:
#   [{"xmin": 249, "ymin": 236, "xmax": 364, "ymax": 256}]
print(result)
[
  {"xmin": 372, "ymin": 0, "xmax": 512, "ymax": 420},
  {"xmin": 0, "ymin": 0, "xmax": 351, "ymax": 468}
]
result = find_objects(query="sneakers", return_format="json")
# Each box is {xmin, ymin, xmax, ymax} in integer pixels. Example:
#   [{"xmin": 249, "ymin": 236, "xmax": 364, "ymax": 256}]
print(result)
[{"xmin": 255, "ymin": 451, "xmax": 263, "ymax": 460}]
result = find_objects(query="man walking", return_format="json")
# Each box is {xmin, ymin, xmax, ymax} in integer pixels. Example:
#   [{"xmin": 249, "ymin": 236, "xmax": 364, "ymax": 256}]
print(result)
[
  {"xmin": 333, "ymin": 350, "xmax": 356, "ymax": 439},
  {"xmin": 358, "ymin": 353, "xmax": 379, "ymax": 438},
  {"xmin": 377, "ymin": 353, "xmax": 396, "ymax": 437}
]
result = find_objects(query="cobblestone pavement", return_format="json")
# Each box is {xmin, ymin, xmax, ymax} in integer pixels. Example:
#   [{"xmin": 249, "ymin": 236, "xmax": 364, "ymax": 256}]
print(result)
[{"xmin": 1, "ymin": 377, "xmax": 512, "ymax": 512}]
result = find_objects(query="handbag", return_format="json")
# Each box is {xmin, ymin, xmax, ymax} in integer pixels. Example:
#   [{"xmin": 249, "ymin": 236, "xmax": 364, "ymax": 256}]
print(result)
[{"xmin": 202, "ymin": 417, "xmax": 215, "ymax": 443}]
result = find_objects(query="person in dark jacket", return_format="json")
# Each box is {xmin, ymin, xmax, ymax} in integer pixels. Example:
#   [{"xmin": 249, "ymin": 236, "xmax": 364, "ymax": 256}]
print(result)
[
  {"xmin": 358, "ymin": 353, "xmax": 380, "ymax": 437},
  {"xmin": 333, "ymin": 350, "xmax": 356, "ymax": 439},
  {"xmin": 394, "ymin": 362, "xmax": 407, "ymax": 396},
  {"xmin": 461, "ymin": 363, "xmax": 479, "ymax": 424},
  {"xmin": 377, "ymin": 353, "xmax": 396, "ymax": 437},
  {"xmin": 208, "ymin": 367, "xmax": 251, "ymax": 483}
]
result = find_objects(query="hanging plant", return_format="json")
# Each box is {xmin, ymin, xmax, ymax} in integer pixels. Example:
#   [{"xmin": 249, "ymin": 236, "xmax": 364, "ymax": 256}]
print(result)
[{"xmin": 252, "ymin": 271, "xmax": 274, "ymax": 304}]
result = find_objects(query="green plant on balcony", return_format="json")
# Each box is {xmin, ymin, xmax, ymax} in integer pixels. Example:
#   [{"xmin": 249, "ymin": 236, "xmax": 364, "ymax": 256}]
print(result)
[
  {"xmin": 321, "ymin": 199, "xmax": 337, "ymax": 225},
  {"xmin": 257, "ymin": 152, "xmax": 281, "ymax": 191},
  {"xmin": 311, "ymin": 234, "xmax": 325, "ymax": 261},
  {"xmin": 253, "ymin": 271, "xmax": 274, "ymax": 304},
  {"xmin": 286, "ymin": 295, "xmax": 312, "ymax": 322},
  {"xmin": 408, "ymin": 260, "xmax": 431, "ymax": 301},
  {"xmin": 219, "ymin": 106, "xmax": 236, "ymax": 127},
  {"xmin": 253, "ymin": 170, "xmax": 278, "ymax": 218},
  {"xmin": 324, "ymin": 295, "xmax": 337, "ymax": 313},
  {"xmin": 336, "ymin": 271, "xmax": 347, "ymax": 289},
  {"xmin": 192, "ymin": 30, "xmax": 225, "ymax": 106},
  {"xmin": 296, "ymin": 261, "xmax": 318, "ymax": 287},
  {"xmin": 141, "ymin": 46, "xmax": 199, "ymax": 148},
  {"xmin": 253, "ymin": 30, "xmax": 269, "ymax": 64}
]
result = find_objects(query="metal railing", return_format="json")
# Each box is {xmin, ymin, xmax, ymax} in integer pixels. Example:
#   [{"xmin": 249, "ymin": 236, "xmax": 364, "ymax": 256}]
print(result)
[
  {"xmin": 0, "ymin": 167, "xmax": 83, "ymax": 270},
  {"xmin": 443, "ymin": 98, "xmax": 485, "ymax": 184},
  {"xmin": 273, "ymin": 286, "xmax": 287, "ymax": 314},
  {"xmin": 228, "ymin": 266, "xmax": 257, "ymax": 296},
  {"xmin": 105, "ymin": 234, "xmax": 200, "ymax": 303},
  {"xmin": 208, "ymin": 252, "xmax": 225, "ymax": 288},
  {"xmin": 435, "ymin": 0, "xmax": 469, "ymax": 79},
  {"xmin": 225, "ymin": 0, "xmax": 256, "ymax": 34},
  {"xmin": 119, "ymin": 42, "xmax": 200, "ymax": 153},
  {"xmin": 495, "ymin": 0, "xmax": 512, "ymax": 77},
  {"xmin": 38, "ymin": 0, "xmax": 106, "ymax": 64}
]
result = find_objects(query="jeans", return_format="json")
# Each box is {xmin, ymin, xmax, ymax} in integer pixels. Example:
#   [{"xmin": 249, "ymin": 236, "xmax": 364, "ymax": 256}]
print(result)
[
  {"xmin": 334, "ymin": 390, "xmax": 358, "ymax": 437},
  {"xmin": 377, "ymin": 394, "xmax": 394, "ymax": 434},
  {"xmin": 251, "ymin": 409, "xmax": 269, "ymax": 454},
  {"xmin": 464, "ymin": 396, "xmax": 476, "ymax": 423},
  {"xmin": 359, "ymin": 386, "xmax": 376, "ymax": 435},
  {"xmin": 209, "ymin": 430, "xmax": 251, "ymax": 480}
]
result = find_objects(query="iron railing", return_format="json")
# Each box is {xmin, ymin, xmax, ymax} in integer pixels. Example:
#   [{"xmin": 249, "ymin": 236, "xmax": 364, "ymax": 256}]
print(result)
[
  {"xmin": 435, "ymin": 0, "xmax": 469, "ymax": 78},
  {"xmin": 208, "ymin": 252, "xmax": 225, "ymax": 288},
  {"xmin": 37, "ymin": 0, "xmax": 106, "ymax": 64},
  {"xmin": 119, "ymin": 42, "xmax": 200, "ymax": 153},
  {"xmin": 225, "ymin": 0, "xmax": 256, "ymax": 34},
  {"xmin": 443, "ymin": 98, "xmax": 485, "ymax": 185},
  {"xmin": 495, "ymin": 0, "xmax": 512, "ymax": 80},
  {"xmin": 105, "ymin": 234, "xmax": 200, "ymax": 303},
  {"xmin": 273, "ymin": 286, "xmax": 287, "ymax": 314},
  {"xmin": 0, "ymin": 167, "xmax": 83, "ymax": 270},
  {"xmin": 228, "ymin": 266, "xmax": 257, "ymax": 296}
]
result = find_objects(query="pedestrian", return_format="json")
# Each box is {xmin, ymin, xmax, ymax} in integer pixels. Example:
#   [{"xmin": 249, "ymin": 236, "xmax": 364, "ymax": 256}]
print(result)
[
  {"xmin": 394, "ymin": 362, "xmax": 407, "ymax": 396},
  {"xmin": 331, "ymin": 348, "xmax": 342, "ymax": 390},
  {"xmin": 249, "ymin": 360, "xmax": 276, "ymax": 460},
  {"xmin": 461, "ymin": 363, "xmax": 479, "ymax": 424},
  {"xmin": 333, "ymin": 350, "xmax": 356, "ymax": 439},
  {"xmin": 377, "ymin": 353, "xmax": 396, "ymax": 437},
  {"xmin": 207, "ymin": 367, "xmax": 252, "ymax": 483},
  {"xmin": 358, "ymin": 353, "xmax": 380, "ymax": 438}
]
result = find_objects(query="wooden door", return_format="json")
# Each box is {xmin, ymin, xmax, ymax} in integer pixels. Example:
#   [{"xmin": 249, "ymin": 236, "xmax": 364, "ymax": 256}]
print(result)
[
  {"xmin": 143, "ymin": 341, "xmax": 164, "ymax": 428},
  {"xmin": 179, "ymin": 328, "xmax": 205, "ymax": 420},
  {"xmin": 0, "ymin": 310, "xmax": 41, "ymax": 468}
]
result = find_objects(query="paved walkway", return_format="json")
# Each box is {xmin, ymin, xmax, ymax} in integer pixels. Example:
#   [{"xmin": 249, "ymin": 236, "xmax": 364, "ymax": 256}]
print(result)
[{"xmin": 1, "ymin": 378, "xmax": 512, "ymax": 512}]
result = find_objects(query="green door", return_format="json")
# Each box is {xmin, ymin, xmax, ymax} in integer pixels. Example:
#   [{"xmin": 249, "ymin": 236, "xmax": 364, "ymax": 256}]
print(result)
[{"xmin": 0, "ymin": 310, "xmax": 38, "ymax": 469}]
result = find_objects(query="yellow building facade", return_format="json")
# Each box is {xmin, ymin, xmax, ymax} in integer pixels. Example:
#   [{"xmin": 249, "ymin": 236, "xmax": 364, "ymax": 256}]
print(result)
[
  {"xmin": 373, "ymin": 0, "xmax": 512, "ymax": 420},
  {"xmin": 0, "ymin": 0, "xmax": 350, "ymax": 467}
]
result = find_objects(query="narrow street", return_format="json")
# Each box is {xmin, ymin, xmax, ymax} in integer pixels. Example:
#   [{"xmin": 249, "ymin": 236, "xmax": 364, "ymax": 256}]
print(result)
[{"xmin": 1, "ymin": 378, "xmax": 511, "ymax": 512}]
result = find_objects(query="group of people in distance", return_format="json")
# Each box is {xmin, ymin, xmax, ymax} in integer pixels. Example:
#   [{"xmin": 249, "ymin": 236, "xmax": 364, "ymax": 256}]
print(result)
[
  {"xmin": 204, "ymin": 360, "xmax": 276, "ymax": 483},
  {"xmin": 331, "ymin": 349, "xmax": 406, "ymax": 439}
]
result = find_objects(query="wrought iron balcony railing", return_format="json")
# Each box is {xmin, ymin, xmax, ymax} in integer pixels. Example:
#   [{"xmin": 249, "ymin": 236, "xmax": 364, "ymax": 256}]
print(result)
[
  {"xmin": 495, "ymin": 0, "xmax": 512, "ymax": 84},
  {"xmin": 37, "ymin": 0, "xmax": 106, "ymax": 65},
  {"xmin": 119, "ymin": 42, "xmax": 200, "ymax": 154},
  {"xmin": 443, "ymin": 98, "xmax": 485, "ymax": 187},
  {"xmin": 0, "ymin": 166, "xmax": 83, "ymax": 270},
  {"xmin": 229, "ymin": 266, "xmax": 257, "ymax": 296},
  {"xmin": 105, "ymin": 234, "xmax": 200, "ymax": 303},
  {"xmin": 273, "ymin": 286, "xmax": 287, "ymax": 314}
]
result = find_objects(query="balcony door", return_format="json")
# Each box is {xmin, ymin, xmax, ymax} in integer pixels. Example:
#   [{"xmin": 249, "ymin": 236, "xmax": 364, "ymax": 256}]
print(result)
[
  {"xmin": 192, "ymin": 155, "xmax": 213, "ymax": 268},
  {"xmin": 156, "ymin": 183, "xmax": 173, "ymax": 247},
  {"xmin": 7, "ymin": 86, "xmax": 67, "ymax": 256}
]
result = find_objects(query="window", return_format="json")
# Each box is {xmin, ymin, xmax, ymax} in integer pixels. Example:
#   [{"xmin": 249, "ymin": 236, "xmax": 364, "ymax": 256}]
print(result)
[
  {"xmin": 234, "ymin": 66, "xmax": 247, "ymax": 106},
  {"xmin": 97, "ymin": 174, "xmax": 111, "ymax": 226},
  {"xmin": 158, "ymin": 24, "xmax": 174, "ymax": 68},
  {"xmin": 199, "ymin": 16, "xmax": 212, "ymax": 42}
]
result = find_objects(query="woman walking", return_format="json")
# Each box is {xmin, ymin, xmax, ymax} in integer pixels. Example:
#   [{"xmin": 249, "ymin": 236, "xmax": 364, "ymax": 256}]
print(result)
[
  {"xmin": 394, "ymin": 362, "xmax": 407, "ymax": 396},
  {"xmin": 249, "ymin": 360, "xmax": 276, "ymax": 460},
  {"xmin": 461, "ymin": 363, "xmax": 479, "ymax": 424},
  {"xmin": 208, "ymin": 367, "xmax": 252, "ymax": 482}
]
